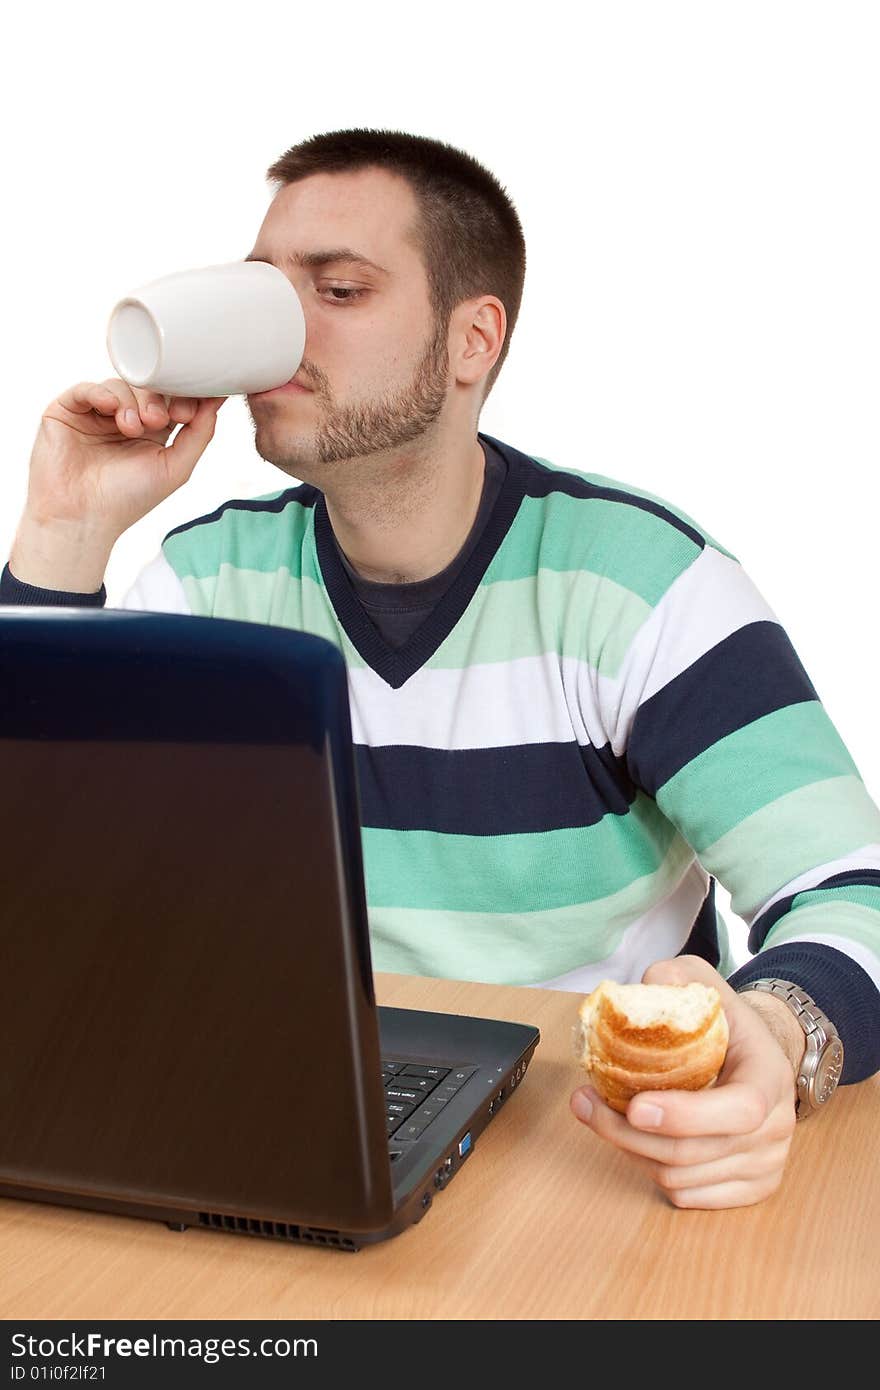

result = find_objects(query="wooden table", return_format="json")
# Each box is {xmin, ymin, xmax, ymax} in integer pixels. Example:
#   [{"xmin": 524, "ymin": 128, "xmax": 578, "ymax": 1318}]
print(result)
[{"xmin": 2, "ymin": 973, "xmax": 878, "ymax": 1320}]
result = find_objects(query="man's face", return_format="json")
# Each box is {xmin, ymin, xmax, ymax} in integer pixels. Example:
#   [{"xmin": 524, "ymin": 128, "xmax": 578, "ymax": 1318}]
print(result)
[{"xmin": 244, "ymin": 166, "xmax": 451, "ymax": 476}]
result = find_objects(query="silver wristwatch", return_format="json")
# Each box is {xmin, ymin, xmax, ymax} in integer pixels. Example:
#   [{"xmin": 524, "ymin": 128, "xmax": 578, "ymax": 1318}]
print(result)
[{"xmin": 739, "ymin": 978, "xmax": 844, "ymax": 1118}]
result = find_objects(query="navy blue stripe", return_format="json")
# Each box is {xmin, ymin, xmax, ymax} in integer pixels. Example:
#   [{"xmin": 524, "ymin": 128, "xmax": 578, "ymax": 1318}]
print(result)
[
  {"xmin": 501, "ymin": 441, "xmax": 707, "ymax": 550},
  {"xmin": 748, "ymin": 868, "xmax": 880, "ymax": 951},
  {"xmin": 354, "ymin": 739, "xmax": 637, "ymax": 834},
  {"xmin": 677, "ymin": 878, "xmax": 720, "ymax": 967},
  {"xmin": 729, "ymin": 941, "xmax": 880, "ymax": 1083},
  {"xmin": 627, "ymin": 621, "xmax": 820, "ymax": 795},
  {"xmin": 163, "ymin": 482, "xmax": 319, "ymax": 542}
]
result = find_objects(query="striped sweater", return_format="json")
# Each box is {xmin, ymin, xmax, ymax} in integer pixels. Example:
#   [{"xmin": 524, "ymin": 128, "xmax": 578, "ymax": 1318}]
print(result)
[{"xmin": 4, "ymin": 431, "xmax": 879, "ymax": 1082}]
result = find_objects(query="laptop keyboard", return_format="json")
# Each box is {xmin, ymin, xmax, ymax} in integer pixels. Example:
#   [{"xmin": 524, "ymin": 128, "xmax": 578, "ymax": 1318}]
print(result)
[{"xmin": 382, "ymin": 1059, "xmax": 478, "ymax": 1152}]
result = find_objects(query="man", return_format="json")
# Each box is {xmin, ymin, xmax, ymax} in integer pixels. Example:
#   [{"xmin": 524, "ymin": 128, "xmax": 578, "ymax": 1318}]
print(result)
[{"xmin": 3, "ymin": 128, "xmax": 879, "ymax": 1210}]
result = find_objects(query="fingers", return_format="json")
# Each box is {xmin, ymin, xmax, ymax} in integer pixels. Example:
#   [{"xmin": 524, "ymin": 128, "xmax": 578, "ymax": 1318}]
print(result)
[
  {"xmin": 570, "ymin": 1068, "xmax": 771, "ymax": 1142},
  {"xmin": 57, "ymin": 381, "xmax": 212, "ymax": 436},
  {"xmin": 624, "ymin": 1079, "xmax": 773, "ymax": 1138},
  {"xmin": 571, "ymin": 1086, "xmax": 753, "ymax": 1165},
  {"xmin": 652, "ymin": 1174, "xmax": 786, "ymax": 1210},
  {"xmin": 636, "ymin": 1137, "xmax": 792, "ymax": 1196},
  {"xmin": 572, "ymin": 1083, "xmax": 795, "ymax": 1209}
]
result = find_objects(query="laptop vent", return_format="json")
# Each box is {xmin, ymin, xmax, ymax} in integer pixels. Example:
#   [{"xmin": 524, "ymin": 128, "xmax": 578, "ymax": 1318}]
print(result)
[{"xmin": 196, "ymin": 1211, "xmax": 357, "ymax": 1252}]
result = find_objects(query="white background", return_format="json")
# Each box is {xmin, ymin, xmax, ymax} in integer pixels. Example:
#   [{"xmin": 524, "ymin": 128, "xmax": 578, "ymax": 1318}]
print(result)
[{"xmin": 2, "ymin": 1, "xmax": 878, "ymax": 968}]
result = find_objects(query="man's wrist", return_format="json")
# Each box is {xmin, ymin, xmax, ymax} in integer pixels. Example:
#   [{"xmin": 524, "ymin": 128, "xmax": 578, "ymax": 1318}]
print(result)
[
  {"xmin": 739, "ymin": 989, "xmax": 805, "ymax": 1076},
  {"xmin": 9, "ymin": 513, "xmax": 116, "ymax": 594}
]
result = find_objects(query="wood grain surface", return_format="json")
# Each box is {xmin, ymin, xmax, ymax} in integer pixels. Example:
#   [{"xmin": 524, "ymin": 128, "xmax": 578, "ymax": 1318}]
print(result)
[{"xmin": 2, "ymin": 972, "xmax": 878, "ymax": 1320}]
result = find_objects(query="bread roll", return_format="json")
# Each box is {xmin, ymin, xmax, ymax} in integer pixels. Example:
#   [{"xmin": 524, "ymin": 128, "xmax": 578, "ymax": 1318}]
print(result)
[{"xmin": 574, "ymin": 979, "xmax": 729, "ymax": 1113}]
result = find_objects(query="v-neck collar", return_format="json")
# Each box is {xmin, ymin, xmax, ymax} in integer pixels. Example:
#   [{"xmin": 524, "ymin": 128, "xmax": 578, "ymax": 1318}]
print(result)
[{"xmin": 313, "ymin": 432, "xmax": 529, "ymax": 689}]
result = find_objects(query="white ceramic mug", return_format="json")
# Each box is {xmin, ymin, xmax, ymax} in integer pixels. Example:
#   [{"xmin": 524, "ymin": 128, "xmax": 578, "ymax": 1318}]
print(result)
[{"xmin": 106, "ymin": 260, "xmax": 306, "ymax": 397}]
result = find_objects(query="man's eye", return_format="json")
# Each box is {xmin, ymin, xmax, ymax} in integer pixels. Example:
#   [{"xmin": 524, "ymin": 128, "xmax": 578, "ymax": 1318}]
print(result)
[{"xmin": 320, "ymin": 286, "xmax": 366, "ymax": 304}]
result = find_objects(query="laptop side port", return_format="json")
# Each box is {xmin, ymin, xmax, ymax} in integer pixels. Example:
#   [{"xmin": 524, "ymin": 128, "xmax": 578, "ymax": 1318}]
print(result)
[
  {"xmin": 433, "ymin": 1156, "xmax": 455, "ymax": 1190},
  {"xmin": 488, "ymin": 1085, "xmax": 506, "ymax": 1115}
]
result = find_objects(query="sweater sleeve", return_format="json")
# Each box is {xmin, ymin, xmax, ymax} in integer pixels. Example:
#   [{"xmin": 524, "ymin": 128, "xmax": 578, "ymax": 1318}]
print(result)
[
  {"xmin": 0, "ymin": 551, "xmax": 192, "ymax": 613},
  {"xmin": 0, "ymin": 560, "xmax": 106, "ymax": 607},
  {"xmin": 600, "ymin": 540, "xmax": 880, "ymax": 1084}
]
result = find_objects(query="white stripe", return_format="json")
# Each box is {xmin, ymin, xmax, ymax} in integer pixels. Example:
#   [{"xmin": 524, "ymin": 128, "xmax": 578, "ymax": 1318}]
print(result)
[
  {"xmin": 347, "ymin": 651, "xmax": 591, "ymax": 750},
  {"xmin": 746, "ymin": 843, "xmax": 880, "ymax": 929},
  {"xmin": 533, "ymin": 858, "xmax": 710, "ymax": 992},
  {"xmin": 598, "ymin": 546, "xmax": 780, "ymax": 756},
  {"xmin": 347, "ymin": 549, "xmax": 778, "ymax": 753},
  {"xmin": 757, "ymin": 931, "xmax": 880, "ymax": 994},
  {"xmin": 119, "ymin": 551, "xmax": 192, "ymax": 615}
]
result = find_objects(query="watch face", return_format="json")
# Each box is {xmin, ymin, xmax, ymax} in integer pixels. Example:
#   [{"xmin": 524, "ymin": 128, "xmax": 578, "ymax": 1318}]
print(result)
[{"xmin": 814, "ymin": 1039, "xmax": 844, "ymax": 1104}]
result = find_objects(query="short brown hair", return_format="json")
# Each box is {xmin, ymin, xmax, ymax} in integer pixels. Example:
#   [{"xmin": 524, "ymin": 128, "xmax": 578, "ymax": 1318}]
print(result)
[{"xmin": 265, "ymin": 128, "xmax": 526, "ymax": 403}]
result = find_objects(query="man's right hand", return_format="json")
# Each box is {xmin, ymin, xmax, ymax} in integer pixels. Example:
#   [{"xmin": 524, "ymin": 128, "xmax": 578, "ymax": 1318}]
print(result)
[{"xmin": 8, "ymin": 380, "xmax": 227, "ymax": 592}]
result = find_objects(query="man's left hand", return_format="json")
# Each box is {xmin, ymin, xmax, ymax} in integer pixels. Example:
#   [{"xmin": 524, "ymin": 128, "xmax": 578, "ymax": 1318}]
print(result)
[{"xmin": 569, "ymin": 954, "xmax": 801, "ymax": 1209}]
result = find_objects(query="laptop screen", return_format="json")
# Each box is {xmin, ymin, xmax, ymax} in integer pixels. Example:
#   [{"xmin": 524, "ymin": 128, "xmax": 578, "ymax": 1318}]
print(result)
[{"xmin": 0, "ymin": 611, "xmax": 394, "ymax": 1230}]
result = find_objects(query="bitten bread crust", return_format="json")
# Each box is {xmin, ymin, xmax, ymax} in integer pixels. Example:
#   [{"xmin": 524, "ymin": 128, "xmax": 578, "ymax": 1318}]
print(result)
[{"xmin": 575, "ymin": 981, "xmax": 730, "ymax": 1113}]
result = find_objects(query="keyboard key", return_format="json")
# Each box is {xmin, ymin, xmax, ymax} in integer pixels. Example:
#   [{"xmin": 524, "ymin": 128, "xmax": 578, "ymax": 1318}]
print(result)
[
  {"xmin": 405, "ymin": 1076, "xmax": 438, "ymax": 1095},
  {"xmin": 410, "ymin": 1100, "xmax": 446, "ymax": 1124},
  {"xmin": 432, "ymin": 1067, "xmax": 477, "ymax": 1100},
  {"xmin": 433, "ymin": 1082, "xmax": 465, "ymax": 1102},
  {"xmin": 397, "ymin": 1116, "xmax": 431, "ymax": 1140},
  {"xmin": 381, "ymin": 1057, "xmax": 477, "ymax": 1145}
]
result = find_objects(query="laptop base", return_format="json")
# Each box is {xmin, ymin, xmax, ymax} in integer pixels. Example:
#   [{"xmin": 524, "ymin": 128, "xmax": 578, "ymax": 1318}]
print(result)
[{"xmin": 0, "ymin": 1035, "xmax": 538, "ymax": 1251}]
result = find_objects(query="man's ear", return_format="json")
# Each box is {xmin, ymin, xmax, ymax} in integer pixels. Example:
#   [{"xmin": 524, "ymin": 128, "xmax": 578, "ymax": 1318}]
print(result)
[{"xmin": 453, "ymin": 297, "xmax": 506, "ymax": 390}]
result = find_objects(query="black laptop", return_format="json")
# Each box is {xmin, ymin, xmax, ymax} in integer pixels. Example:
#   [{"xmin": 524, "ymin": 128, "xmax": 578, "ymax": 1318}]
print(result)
[{"xmin": 0, "ymin": 609, "xmax": 539, "ymax": 1250}]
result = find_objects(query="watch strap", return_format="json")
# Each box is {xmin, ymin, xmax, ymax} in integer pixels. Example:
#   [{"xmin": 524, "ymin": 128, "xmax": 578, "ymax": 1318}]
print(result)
[{"xmin": 738, "ymin": 977, "xmax": 843, "ymax": 1118}]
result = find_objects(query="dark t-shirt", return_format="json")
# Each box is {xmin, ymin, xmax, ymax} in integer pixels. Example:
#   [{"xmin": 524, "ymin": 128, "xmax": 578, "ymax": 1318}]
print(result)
[{"xmin": 333, "ymin": 439, "xmax": 507, "ymax": 649}]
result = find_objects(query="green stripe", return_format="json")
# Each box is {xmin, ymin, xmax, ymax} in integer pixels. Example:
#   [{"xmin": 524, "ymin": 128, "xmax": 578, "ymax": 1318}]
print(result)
[
  {"xmin": 428, "ymin": 570, "xmax": 650, "ymax": 676},
  {"xmin": 163, "ymin": 489, "xmax": 314, "ymax": 580},
  {"xmin": 368, "ymin": 833, "xmax": 697, "ymax": 983},
  {"xmin": 362, "ymin": 792, "xmax": 679, "ymax": 913},
  {"xmin": 657, "ymin": 701, "xmax": 860, "ymax": 845},
  {"xmin": 182, "ymin": 569, "xmax": 366, "ymax": 666},
  {"xmin": 485, "ymin": 493, "xmax": 702, "ymax": 605},
  {"xmin": 790, "ymin": 884, "xmax": 880, "ymax": 915},
  {"xmin": 715, "ymin": 909, "xmax": 736, "ymax": 978},
  {"xmin": 183, "ymin": 561, "xmax": 648, "ymax": 679},
  {"xmin": 763, "ymin": 898, "xmax": 880, "ymax": 956},
  {"xmin": 697, "ymin": 775, "xmax": 880, "ymax": 920},
  {"xmin": 529, "ymin": 456, "xmax": 739, "ymax": 560},
  {"xmin": 180, "ymin": 573, "xmax": 214, "ymax": 617}
]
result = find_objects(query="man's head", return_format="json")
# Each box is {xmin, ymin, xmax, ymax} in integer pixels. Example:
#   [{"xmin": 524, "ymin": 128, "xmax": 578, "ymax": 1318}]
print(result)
[{"xmin": 243, "ymin": 128, "xmax": 526, "ymax": 479}]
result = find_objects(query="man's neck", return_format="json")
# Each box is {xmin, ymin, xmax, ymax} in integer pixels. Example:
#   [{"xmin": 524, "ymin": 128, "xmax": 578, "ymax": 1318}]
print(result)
[{"xmin": 323, "ymin": 432, "xmax": 487, "ymax": 584}]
